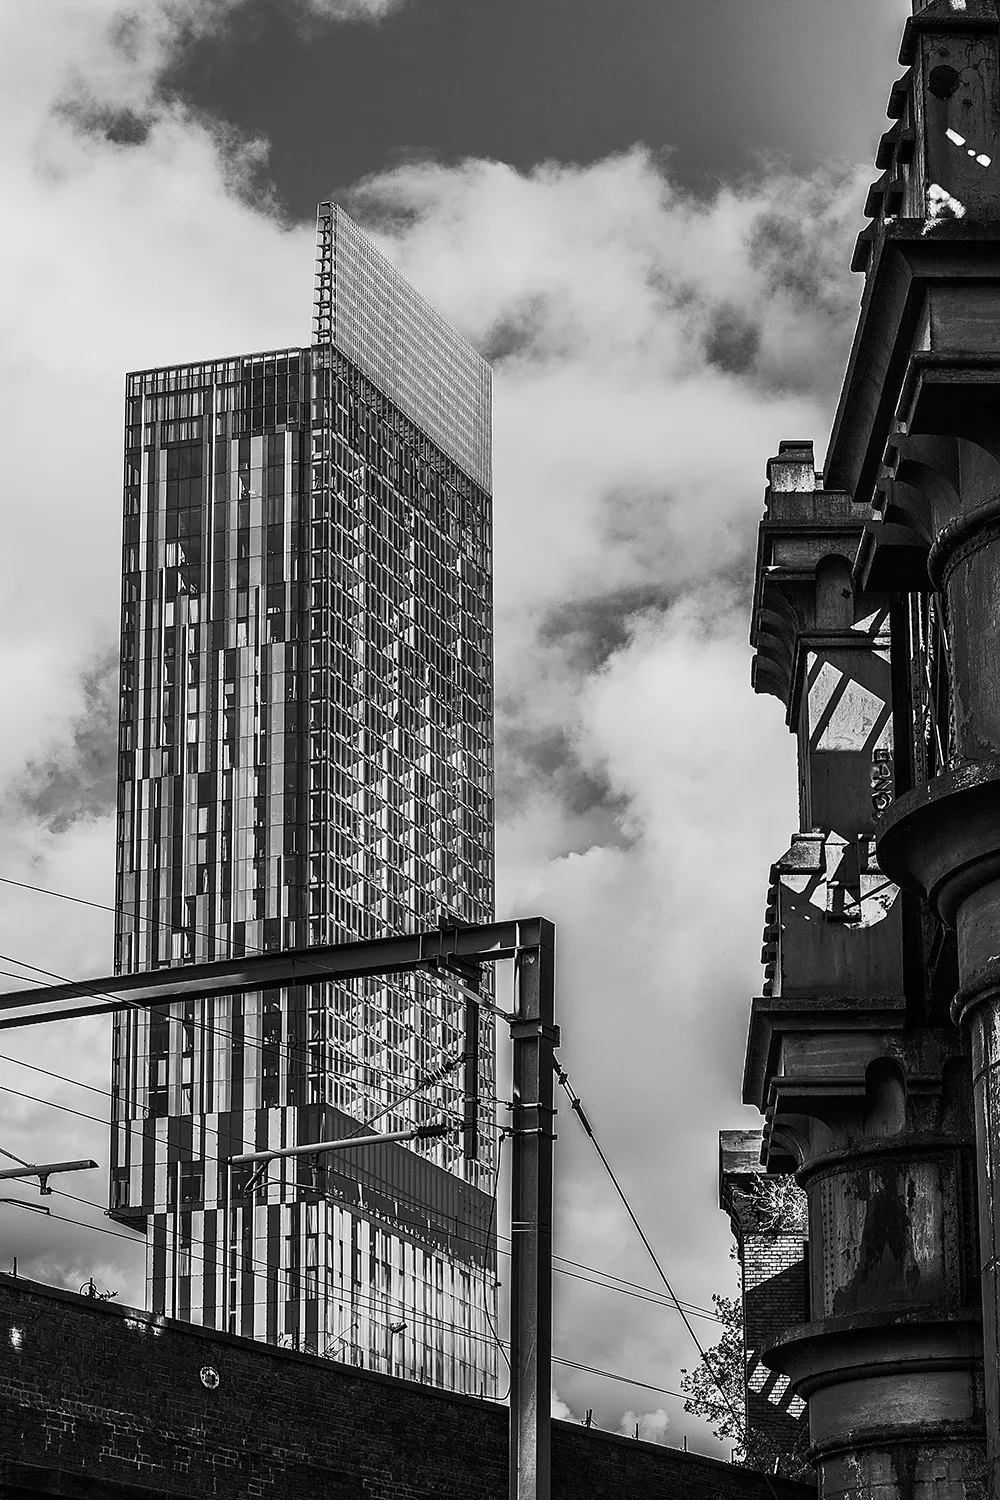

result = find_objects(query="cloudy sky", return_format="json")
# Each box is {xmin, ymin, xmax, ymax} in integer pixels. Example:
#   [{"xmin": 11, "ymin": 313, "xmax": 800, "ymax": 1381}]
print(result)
[{"xmin": 0, "ymin": 0, "xmax": 909, "ymax": 1458}]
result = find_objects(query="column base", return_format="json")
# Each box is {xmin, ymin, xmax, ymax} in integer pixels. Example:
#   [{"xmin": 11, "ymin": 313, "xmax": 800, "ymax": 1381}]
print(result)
[{"xmin": 764, "ymin": 1310, "xmax": 985, "ymax": 1499}]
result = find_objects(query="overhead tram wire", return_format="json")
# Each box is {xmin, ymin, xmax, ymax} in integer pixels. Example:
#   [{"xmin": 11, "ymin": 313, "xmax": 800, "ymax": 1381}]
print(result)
[
  {"xmin": 41, "ymin": 1175, "xmax": 506, "ymax": 1362},
  {"xmin": 0, "ymin": 947, "xmax": 503, "ymax": 1279},
  {"xmin": 0, "ymin": 942, "xmax": 473, "ymax": 1155},
  {"xmin": 8, "ymin": 1184, "xmax": 699, "ymax": 1411},
  {"xmin": 0, "ymin": 881, "xmax": 503, "ymax": 1272},
  {"xmin": 1, "ymin": 883, "xmax": 731, "ymax": 1405},
  {"xmin": 0, "ymin": 942, "xmax": 462, "ymax": 1123},
  {"xmin": 0, "ymin": 870, "xmax": 488, "ymax": 1124},
  {"xmin": 0, "ymin": 1067, "xmax": 723, "ymax": 1327},
  {"xmin": 0, "ymin": 1048, "xmax": 142, "ymax": 1108},
  {"xmin": 0, "ymin": 970, "xmax": 491, "ymax": 1261},
  {"xmin": 0, "ymin": 867, "xmax": 496, "ymax": 1041},
  {"xmin": 0, "ymin": 884, "xmax": 741, "ymax": 1356},
  {"xmin": 0, "ymin": 876, "xmax": 502, "ymax": 1218},
  {"xmin": 0, "ymin": 1075, "xmax": 498, "ymax": 1269},
  {"xmin": 2, "ymin": 1057, "xmax": 511, "ymax": 1273},
  {"xmin": 553, "ymin": 1057, "xmax": 777, "ymax": 1485},
  {"xmin": 0, "ymin": 1050, "xmax": 723, "ymax": 1327},
  {"xmin": 0, "ymin": 1062, "xmax": 722, "ymax": 1332},
  {"xmin": 551, "ymin": 1357, "xmax": 689, "ymax": 1403},
  {"xmin": 4, "ymin": 1063, "xmax": 722, "ymax": 1394},
  {"xmin": 0, "ymin": 873, "xmax": 505, "ymax": 1202}
]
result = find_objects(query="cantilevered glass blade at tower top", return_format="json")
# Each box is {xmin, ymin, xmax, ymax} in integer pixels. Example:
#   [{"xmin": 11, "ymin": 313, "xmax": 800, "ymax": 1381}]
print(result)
[{"xmin": 313, "ymin": 203, "xmax": 491, "ymax": 493}]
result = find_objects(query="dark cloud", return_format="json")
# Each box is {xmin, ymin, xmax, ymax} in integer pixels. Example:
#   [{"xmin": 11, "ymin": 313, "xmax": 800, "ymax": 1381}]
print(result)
[
  {"xmin": 538, "ymin": 586, "xmax": 678, "ymax": 676},
  {"xmin": 496, "ymin": 719, "xmax": 630, "ymax": 851},
  {"xmin": 745, "ymin": 171, "xmax": 864, "ymax": 392},
  {"xmin": 54, "ymin": 93, "xmax": 154, "ymax": 146},
  {"xmin": 479, "ymin": 302, "xmax": 546, "ymax": 365},
  {"xmin": 749, "ymin": 199, "xmax": 853, "ymax": 317},
  {"xmin": 495, "ymin": 588, "xmax": 683, "ymax": 845},
  {"xmin": 12, "ymin": 647, "xmax": 118, "ymax": 833},
  {"xmin": 703, "ymin": 303, "xmax": 761, "ymax": 377},
  {"xmin": 154, "ymin": 0, "xmax": 908, "ymax": 224}
]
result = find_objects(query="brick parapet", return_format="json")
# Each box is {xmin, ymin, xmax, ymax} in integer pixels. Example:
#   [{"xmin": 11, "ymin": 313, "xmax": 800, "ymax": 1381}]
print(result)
[{"xmin": 0, "ymin": 1275, "xmax": 815, "ymax": 1499}]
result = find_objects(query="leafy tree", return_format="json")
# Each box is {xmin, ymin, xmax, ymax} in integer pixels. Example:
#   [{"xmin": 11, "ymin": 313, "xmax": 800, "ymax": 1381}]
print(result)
[
  {"xmin": 679, "ymin": 1294, "xmax": 746, "ymax": 1454},
  {"xmin": 680, "ymin": 1288, "xmax": 812, "ymax": 1480}
]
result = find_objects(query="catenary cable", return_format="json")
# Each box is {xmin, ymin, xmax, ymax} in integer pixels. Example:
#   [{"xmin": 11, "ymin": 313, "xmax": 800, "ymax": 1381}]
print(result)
[
  {"xmin": 0, "ymin": 942, "xmax": 489, "ymax": 1200},
  {"xmin": 0, "ymin": 941, "xmax": 478, "ymax": 1142},
  {"xmin": 5, "ymin": 1077, "xmax": 727, "ymax": 1418},
  {"xmin": 4, "ymin": 1191, "xmax": 697, "ymax": 1412},
  {"xmin": 553, "ymin": 1057, "xmax": 776, "ymax": 1482},
  {"xmin": 0, "ymin": 883, "xmax": 743, "ymax": 1405},
  {"xmin": 0, "ymin": 1044, "xmax": 505, "ymax": 1272},
  {"xmin": 35, "ymin": 1179, "xmax": 504, "ymax": 1369},
  {"xmin": 0, "ymin": 1050, "xmax": 722, "ymax": 1325},
  {"xmin": 12, "ymin": 1107, "xmax": 717, "ymax": 1377},
  {"xmin": 0, "ymin": 873, "xmax": 492, "ymax": 1153},
  {"xmin": 0, "ymin": 1067, "xmax": 722, "ymax": 1326},
  {"xmin": 0, "ymin": 872, "xmax": 494, "ymax": 1122},
  {"xmin": 552, "ymin": 1357, "xmax": 688, "ymax": 1403},
  {"xmin": 0, "ymin": 1076, "xmax": 497, "ymax": 1270},
  {"xmin": 0, "ymin": 882, "xmax": 498, "ymax": 1272}
]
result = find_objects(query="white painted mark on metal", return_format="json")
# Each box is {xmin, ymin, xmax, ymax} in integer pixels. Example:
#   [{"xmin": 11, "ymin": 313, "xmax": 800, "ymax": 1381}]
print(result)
[
  {"xmin": 807, "ymin": 659, "xmax": 887, "ymax": 752},
  {"xmin": 926, "ymin": 184, "xmax": 967, "ymax": 226},
  {"xmin": 945, "ymin": 128, "xmax": 991, "ymax": 167}
]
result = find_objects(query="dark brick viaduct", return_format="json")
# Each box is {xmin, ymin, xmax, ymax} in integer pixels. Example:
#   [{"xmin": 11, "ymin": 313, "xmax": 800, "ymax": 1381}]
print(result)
[{"xmin": 0, "ymin": 1275, "xmax": 813, "ymax": 1500}]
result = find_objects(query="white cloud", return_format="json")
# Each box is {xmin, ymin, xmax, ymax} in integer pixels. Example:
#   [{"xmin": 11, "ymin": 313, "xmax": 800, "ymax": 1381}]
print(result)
[
  {"xmin": 620, "ymin": 1407, "xmax": 671, "ymax": 1445},
  {"xmin": 347, "ymin": 149, "xmax": 866, "ymax": 685},
  {"xmin": 0, "ymin": 0, "xmax": 404, "ymax": 137},
  {"xmin": 551, "ymin": 1388, "xmax": 582, "ymax": 1424},
  {"xmin": 348, "ymin": 149, "xmax": 858, "ymax": 1440},
  {"xmin": 0, "ymin": 0, "xmax": 867, "ymax": 1455},
  {"xmin": 0, "ymin": 0, "xmax": 388, "ymax": 1334}
]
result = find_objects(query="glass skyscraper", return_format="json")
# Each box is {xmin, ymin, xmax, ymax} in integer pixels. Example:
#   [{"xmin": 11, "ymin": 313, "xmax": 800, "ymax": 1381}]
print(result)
[{"xmin": 110, "ymin": 204, "xmax": 497, "ymax": 1393}]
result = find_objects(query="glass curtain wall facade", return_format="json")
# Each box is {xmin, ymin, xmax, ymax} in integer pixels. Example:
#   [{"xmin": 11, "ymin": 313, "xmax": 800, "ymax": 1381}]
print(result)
[{"xmin": 110, "ymin": 206, "xmax": 497, "ymax": 1394}]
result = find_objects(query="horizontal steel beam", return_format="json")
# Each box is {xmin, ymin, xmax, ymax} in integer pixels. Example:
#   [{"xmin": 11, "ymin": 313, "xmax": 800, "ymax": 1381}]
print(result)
[
  {"xmin": 0, "ymin": 919, "xmax": 553, "ymax": 1029},
  {"xmin": 0, "ymin": 1160, "xmax": 98, "ymax": 1183}
]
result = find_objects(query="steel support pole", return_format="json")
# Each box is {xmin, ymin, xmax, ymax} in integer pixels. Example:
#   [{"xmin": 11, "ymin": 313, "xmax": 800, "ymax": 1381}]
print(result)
[
  {"xmin": 223, "ymin": 1156, "xmax": 233, "ymax": 1335},
  {"xmin": 463, "ymin": 980, "xmax": 481, "ymax": 1163},
  {"xmin": 508, "ymin": 921, "xmax": 557, "ymax": 1500}
]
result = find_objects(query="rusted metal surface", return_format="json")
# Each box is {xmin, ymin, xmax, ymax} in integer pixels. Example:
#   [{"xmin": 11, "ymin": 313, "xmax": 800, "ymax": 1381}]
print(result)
[
  {"xmin": 744, "ymin": 433, "xmax": 985, "ymax": 1495},
  {"xmin": 740, "ymin": 5, "xmax": 1000, "ymax": 1494}
]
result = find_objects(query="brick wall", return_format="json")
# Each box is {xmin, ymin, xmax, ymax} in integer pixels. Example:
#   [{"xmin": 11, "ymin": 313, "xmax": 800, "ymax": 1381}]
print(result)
[
  {"xmin": 742, "ymin": 1235, "xmax": 809, "ymax": 1445},
  {"xmin": 719, "ymin": 1132, "xmax": 810, "ymax": 1469},
  {"xmin": 0, "ymin": 1275, "xmax": 814, "ymax": 1499}
]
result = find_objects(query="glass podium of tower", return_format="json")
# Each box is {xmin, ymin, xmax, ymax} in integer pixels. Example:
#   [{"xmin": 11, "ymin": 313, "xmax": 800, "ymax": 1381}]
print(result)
[{"xmin": 110, "ymin": 204, "xmax": 497, "ymax": 1394}]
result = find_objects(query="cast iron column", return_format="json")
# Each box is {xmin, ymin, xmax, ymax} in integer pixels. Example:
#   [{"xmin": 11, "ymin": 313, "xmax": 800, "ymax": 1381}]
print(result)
[{"xmin": 878, "ymin": 494, "xmax": 1000, "ymax": 1495}]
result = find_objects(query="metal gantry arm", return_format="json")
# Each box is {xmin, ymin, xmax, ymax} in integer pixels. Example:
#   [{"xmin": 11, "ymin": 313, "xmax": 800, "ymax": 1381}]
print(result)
[
  {"xmin": 0, "ymin": 1158, "xmax": 98, "ymax": 1194},
  {"xmin": 0, "ymin": 919, "xmax": 543, "ymax": 1027},
  {"xmin": 0, "ymin": 917, "xmax": 557, "ymax": 1500},
  {"xmin": 230, "ymin": 1121, "xmax": 454, "ymax": 1167}
]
